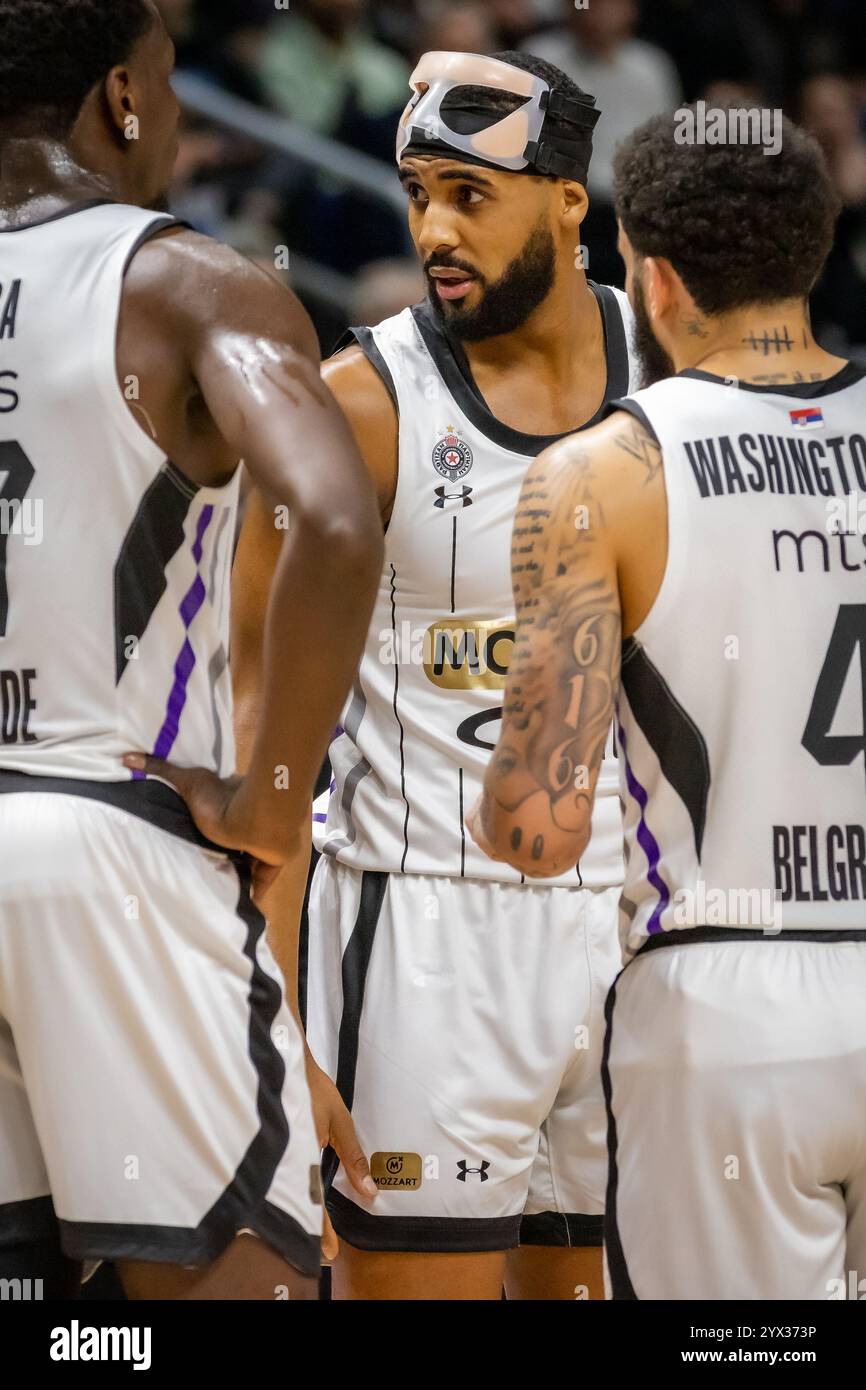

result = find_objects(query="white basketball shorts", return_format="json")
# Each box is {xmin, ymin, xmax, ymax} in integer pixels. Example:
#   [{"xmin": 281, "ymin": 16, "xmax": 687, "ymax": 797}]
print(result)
[
  {"xmin": 0, "ymin": 780, "xmax": 322, "ymax": 1274},
  {"xmin": 604, "ymin": 927, "xmax": 866, "ymax": 1299},
  {"xmin": 305, "ymin": 855, "xmax": 622, "ymax": 1252}
]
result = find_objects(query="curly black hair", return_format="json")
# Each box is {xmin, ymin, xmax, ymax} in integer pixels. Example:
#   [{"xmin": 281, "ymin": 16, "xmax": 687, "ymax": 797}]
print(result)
[
  {"xmin": 613, "ymin": 107, "xmax": 841, "ymax": 314},
  {"xmin": 0, "ymin": 0, "xmax": 154, "ymax": 135}
]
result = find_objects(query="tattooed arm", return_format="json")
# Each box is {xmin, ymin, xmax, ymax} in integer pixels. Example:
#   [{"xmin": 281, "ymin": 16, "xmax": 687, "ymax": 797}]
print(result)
[{"xmin": 468, "ymin": 412, "xmax": 663, "ymax": 877}]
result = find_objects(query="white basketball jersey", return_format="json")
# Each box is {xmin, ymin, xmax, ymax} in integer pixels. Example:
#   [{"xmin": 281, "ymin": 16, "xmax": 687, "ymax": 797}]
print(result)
[
  {"xmin": 614, "ymin": 366, "xmax": 866, "ymax": 955},
  {"xmin": 0, "ymin": 201, "xmax": 238, "ymax": 784},
  {"xmin": 316, "ymin": 286, "xmax": 640, "ymax": 887}
]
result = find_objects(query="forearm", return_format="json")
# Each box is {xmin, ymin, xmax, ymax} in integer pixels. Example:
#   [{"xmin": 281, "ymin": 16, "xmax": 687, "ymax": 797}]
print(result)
[
  {"xmin": 260, "ymin": 814, "xmax": 312, "ymax": 1031},
  {"xmin": 478, "ymin": 752, "xmax": 594, "ymax": 877},
  {"xmin": 236, "ymin": 508, "xmax": 379, "ymax": 840}
]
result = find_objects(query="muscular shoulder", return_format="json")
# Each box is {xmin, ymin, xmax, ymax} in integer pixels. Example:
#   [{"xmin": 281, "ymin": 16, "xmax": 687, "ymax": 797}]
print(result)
[
  {"xmin": 552, "ymin": 409, "xmax": 667, "ymax": 635},
  {"xmin": 121, "ymin": 226, "xmax": 318, "ymax": 360},
  {"xmin": 322, "ymin": 344, "xmax": 398, "ymax": 520},
  {"xmin": 539, "ymin": 410, "xmax": 662, "ymax": 510},
  {"xmin": 322, "ymin": 344, "xmax": 396, "ymax": 426}
]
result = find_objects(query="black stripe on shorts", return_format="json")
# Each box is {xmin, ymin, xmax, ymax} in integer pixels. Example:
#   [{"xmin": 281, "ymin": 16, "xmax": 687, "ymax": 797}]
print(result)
[{"xmin": 55, "ymin": 860, "xmax": 319, "ymax": 1276}]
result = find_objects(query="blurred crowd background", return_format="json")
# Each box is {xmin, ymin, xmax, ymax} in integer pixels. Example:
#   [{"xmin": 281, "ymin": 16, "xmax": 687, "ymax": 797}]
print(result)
[{"xmin": 156, "ymin": 0, "xmax": 866, "ymax": 361}]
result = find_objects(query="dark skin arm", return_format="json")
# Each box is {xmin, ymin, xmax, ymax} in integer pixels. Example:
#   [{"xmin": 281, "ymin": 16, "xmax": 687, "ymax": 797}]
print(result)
[
  {"xmin": 229, "ymin": 342, "xmax": 396, "ymax": 964},
  {"xmin": 229, "ymin": 343, "xmax": 398, "ymax": 1210},
  {"xmin": 468, "ymin": 412, "xmax": 666, "ymax": 876},
  {"xmin": 230, "ymin": 342, "xmax": 397, "ymax": 766},
  {"xmin": 118, "ymin": 229, "xmax": 385, "ymax": 882}
]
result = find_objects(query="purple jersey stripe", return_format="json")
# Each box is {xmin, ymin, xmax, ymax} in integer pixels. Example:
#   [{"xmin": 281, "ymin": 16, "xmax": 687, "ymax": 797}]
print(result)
[
  {"xmin": 618, "ymin": 721, "xmax": 670, "ymax": 934},
  {"xmin": 149, "ymin": 504, "xmax": 215, "ymax": 766}
]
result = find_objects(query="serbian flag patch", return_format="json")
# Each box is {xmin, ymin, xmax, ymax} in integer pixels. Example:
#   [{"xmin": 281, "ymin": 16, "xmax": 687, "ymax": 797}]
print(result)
[{"xmin": 789, "ymin": 406, "xmax": 824, "ymax": 429}]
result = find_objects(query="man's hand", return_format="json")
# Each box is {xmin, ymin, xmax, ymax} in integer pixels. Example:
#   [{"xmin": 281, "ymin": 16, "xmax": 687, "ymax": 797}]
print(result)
[
  {"xmin": 465, "ymin": 792, "xmax": 504, "ymax": 864},
  {"xmin": 304, "ymin": 1048, "xmax": 376, "ymax": 1260},
  {"xmin": 123, "ymin": 753, "xmax": 296, "ymax": 899}
]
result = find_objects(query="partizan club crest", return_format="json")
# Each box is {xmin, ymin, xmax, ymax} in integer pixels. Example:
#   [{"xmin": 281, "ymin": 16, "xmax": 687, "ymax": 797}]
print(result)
[{"xmin": 432, "ymin": 427, "xmax": 473, "ymax": 482}]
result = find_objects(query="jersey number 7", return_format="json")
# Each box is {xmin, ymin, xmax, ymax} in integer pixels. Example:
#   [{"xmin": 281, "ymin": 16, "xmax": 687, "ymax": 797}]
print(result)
[{"xmin": 0, "ymin": 440, "xmax": 36, "ymax": 637}]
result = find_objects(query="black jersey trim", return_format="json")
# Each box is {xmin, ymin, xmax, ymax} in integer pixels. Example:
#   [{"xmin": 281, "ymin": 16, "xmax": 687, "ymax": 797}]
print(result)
[
  {"xmin": 601, "ymin": 965, "xmax": 639, "ymax": 1299},
  {"xmin": 450, "ymin": 514, "xmax": 457, "ymax": 614},
  {"xmin": 638, "ymin": 925, "xmax": 866, "ymax": 950},
  {"xmin": 0, "ymin": 1195, "xmax": 58, "ymax": 1245},
  {"xmin": 121, "ymin": 214, "xmax": 188, "ymax": 276},
  {"xmin": 389, "ymin": 564, "xmax": 411, "ymax": 872},
  {"xmin": 336, "ymin": 325, "xmax": 399, "ymax": 410},
  {"xmin": 298, "ymin": 845, "xmax": 321, "ymax": 1033},
  {"xmin": 621, "ymin": 638, "xmax": 711, "ymax": 861},
  {"xmin": 679, "ymin": 363, "xmax": 866, "ymax": 397},
  {"xmin": 519, "ymin": 1210, "xmax": 603, "ymax": 1248},
  {"xmin": 410, "ymin": 281, "xmax": 630, "ymax": 456},
  {"xmin": 58, "ymin": 1207, "xmax": 319, "ymax": 1277},
  {"xmin": 327, "ymin": 1188, "xmax": 520, "ymax": 1253},
  {"xmin": 0, "ymin": 768, "xmax": 228, "ymax": 855},
  {"xmin": 0, "ymin": 198, "xmax": 116, "ymax": 233},
  {"xmin": 605, "ymin": 397, "xmax": 659, "ymax": 442},
  {"xmin": 113, "ymin": 464, "xmax": 200, "ymax": 685},
  {"xmin": 58, "ymin": 861, "xmax": 319, "ymax": 1278},
  {"xmin": 321, "ymin": 870, "xmax": 388, "ymax": 1194},
  {"xmin": 595, "ymin": 283, "xmax": 631, "ymax": 400}
]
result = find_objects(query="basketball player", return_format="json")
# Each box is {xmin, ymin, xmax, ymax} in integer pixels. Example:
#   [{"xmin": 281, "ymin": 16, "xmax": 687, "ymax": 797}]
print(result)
[
  {"xmin": 233, "ymin": 50, "xmax": 640, "ymax": 1300},
  {"xmin": 0, "ymin": 0, "xmax": 383, "ymax": 1300},
  {"xmin": 470, "ymin": 108, "xmax": 866, "ymax": 1298}
]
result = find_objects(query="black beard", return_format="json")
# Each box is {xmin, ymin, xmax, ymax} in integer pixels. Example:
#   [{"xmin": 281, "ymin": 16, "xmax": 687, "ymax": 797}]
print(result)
[
  {"xmin": 428, "ymin": 222, "xmax": 556, "ymax": 342},
  {"xmin": 632, "ymin": 275, "xmax": 676, "ymax": 387}
]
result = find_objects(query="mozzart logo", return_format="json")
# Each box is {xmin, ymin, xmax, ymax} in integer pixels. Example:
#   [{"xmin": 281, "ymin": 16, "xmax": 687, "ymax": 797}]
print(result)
[
  {"xmin": 423, "ymin": 617, "xmax": 514, "ymax": 691},
  {"xmin": 370, "ymin": 1152, "xmax": 423, "ymax": 1190}
]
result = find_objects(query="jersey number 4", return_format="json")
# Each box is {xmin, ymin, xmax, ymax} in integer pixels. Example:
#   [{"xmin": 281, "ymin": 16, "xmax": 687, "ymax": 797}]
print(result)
[
  {"xmin": 0, "ymin": 441, "xmax": 35, "ymax": 637},
  {"xmin": 802, "ymin": 604, "xmax": 866, "ymax": 786}
]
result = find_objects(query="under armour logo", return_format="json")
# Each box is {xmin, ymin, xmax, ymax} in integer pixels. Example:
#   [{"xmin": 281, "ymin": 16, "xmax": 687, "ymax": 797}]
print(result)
[
  {"xmin": 456, "ymin": 1160, "xmax": 490, "ymax": 1182},
  {"xmin": 433, "ymin": 485, "xmax": 473, "ymax": 509}
]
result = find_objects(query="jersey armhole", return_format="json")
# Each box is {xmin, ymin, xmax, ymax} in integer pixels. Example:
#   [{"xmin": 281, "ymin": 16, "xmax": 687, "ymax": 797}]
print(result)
[
  {"xmin": 612, "ymin": 396, "xmax": 689, "ymax": 648},
  {"xmin": 91, "ymin": 215, "xmax": 188, "ymax": 470},
  {"xmin": 335, "ymin": 325, "xmax": 400, "ymax": 416},
  {"xmin": 591, "ymin": 283, "xmax": 631, "ymax": 401}
]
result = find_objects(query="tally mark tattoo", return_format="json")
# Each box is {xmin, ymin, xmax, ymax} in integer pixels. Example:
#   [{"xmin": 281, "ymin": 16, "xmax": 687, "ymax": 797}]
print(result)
[{"xmin": 742, "ymin": 327, "xmax": 794, "ymax": 355}]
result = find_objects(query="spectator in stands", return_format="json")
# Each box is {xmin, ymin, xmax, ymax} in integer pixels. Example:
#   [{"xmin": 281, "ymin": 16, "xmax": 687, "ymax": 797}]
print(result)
[
  {"xmin": 801, "ymin": 73, "xmax": 866, "ymax": 359},
  {"xmin": 485, "ymin": 0, "xmax": 544, "ymax": 51},
  {"xmin": 242, "ymin": 2, "xmax": 410, "ymax": 282},
  {"xmin": 184, "ymin": 1, "xmax": 275, "ymax": 104},
  {"xmin": 733, "ymin": 0, "xmax": 850, "ymax": 112},
  {"xmin": 801, "ymin": 73, "xmax": 866, "ymax": 207},
  {"xmin": 156, "ymin": 0, "xmax": 194, "ymax": 44},
  {"xmin": 370, "ymin": 0, "xmax": 424, "ymax": 60},
  {"xmin": 257, "ymin": 0, "xmax": 409, "ymax": 162},
  {"xmin": 524, "ymin": 0, "xmax": 679, "ymax": 285},
  {"xmin": 413, "ymin": 1, "xmax": 498, "ymax": 61},
  {"xmin": 351, "ymin": 257, "xmax": 425, "ymax": 324},
  {"xmin": 525, "ymin": 0, "xmax": 679, "ymax": 202}
]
